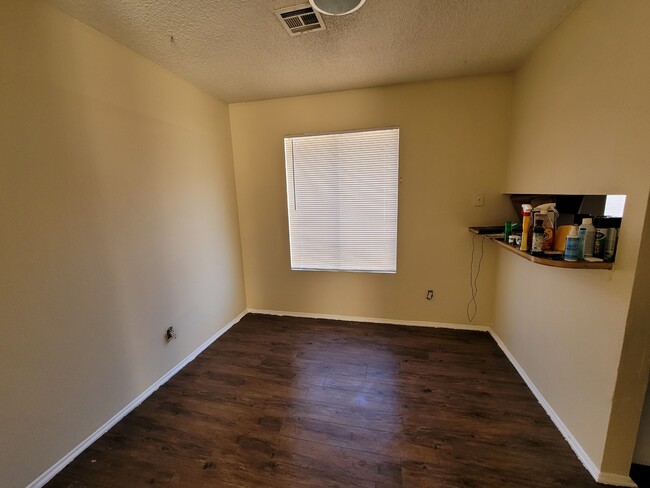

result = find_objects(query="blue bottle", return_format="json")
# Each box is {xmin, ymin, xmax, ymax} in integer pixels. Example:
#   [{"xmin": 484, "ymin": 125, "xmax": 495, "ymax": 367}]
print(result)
[{"xmin": 564, "ymin": 225, "xmax": 580, "ymax": 262}]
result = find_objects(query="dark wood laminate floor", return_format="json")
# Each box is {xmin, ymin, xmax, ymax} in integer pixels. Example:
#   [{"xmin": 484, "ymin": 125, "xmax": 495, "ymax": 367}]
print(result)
[
  {"xmin": 47, "ymin": 314, "xmax": 603, "ymax": 487},
  {"xmin": 631, "ymin": 464, "xmax": 650, "ymax": 488}
]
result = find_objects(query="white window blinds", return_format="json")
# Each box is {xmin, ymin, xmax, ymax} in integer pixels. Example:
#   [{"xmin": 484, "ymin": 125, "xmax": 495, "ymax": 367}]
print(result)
[
  {"xmin": 284, "ymin": 128, "xmax": 399, "ymax": 273},
  {"xmin": 604, "ymin": 194, "xmax": 626, "ymax": 217}
]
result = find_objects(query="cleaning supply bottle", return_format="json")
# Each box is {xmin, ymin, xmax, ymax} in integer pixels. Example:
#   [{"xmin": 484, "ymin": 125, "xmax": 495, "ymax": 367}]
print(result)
[
  {"xmin": 605, "ymin": 217, "xmax": 622, "ymax": 261},
  {"xmin": 540, "ymin": 209, "xmax": 554, "ymax": 250},
  {"xmin": 593, "ymin": 216, "xmax": 609, "ymax": 258},
  {"xmin": 564, "ymin": 225, "xmax": 580, "ymax": 262},
  {"xmin": 578, "ymin": 217, "xmax": 596, "ymax": 259},
  {"xmin": 533, "ymin": 203, "xmax": 558, "ymax": 250},
  {"xmin": 520, "ymin": 204, "xmax": 532, "ymax": 252},
  {"xmin": 531, "ymin": 219, "xmax": 545, "ymax": 256}
]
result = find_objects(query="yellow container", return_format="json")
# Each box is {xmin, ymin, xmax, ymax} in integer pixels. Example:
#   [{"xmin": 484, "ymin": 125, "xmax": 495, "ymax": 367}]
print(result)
[{"xmin": 554, "ymin": 225, "xmax": 572, "ymax": 251}]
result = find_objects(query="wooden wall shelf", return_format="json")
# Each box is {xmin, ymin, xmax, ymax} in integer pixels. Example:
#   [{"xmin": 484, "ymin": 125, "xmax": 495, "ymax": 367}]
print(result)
[{"xmin": 469, "ymin": 229, "xmax": 613, "ymax": 270}]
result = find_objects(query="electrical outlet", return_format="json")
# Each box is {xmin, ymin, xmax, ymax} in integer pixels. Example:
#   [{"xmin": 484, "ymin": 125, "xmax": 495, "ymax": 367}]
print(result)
[
  {"xmin": 473, "ymin": 192, "xmax": 484, "ymax": 207},
  {"xmin": 426, "ymin": 290, "xmax": 434, "ymax": 300}
]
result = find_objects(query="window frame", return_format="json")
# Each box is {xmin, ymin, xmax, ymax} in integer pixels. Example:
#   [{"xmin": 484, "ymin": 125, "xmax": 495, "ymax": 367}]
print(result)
[{"xmin": 283, "ymin": 126, "xmax": 400, "ymax": 274}]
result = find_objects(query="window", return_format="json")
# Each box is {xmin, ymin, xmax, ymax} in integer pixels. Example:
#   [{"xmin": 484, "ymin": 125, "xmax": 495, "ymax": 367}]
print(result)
[
  {"xmin": 284, "ymin": 128, "xmax": 399, "ymax": 273},
  {"xmin": 604, "ymin": 194, "xmax": 626, "ymax": 217}
]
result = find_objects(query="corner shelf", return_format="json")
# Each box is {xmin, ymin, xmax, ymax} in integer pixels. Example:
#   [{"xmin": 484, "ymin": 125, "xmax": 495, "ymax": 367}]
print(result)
[{"xmin": 469, "ymin": 229, "xmax": 613, "ymax": 270}]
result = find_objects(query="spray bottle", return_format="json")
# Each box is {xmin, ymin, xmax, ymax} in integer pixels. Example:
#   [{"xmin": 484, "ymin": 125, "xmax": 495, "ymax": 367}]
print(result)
[
  {"xmin": 520, "ymin": 204, "xmax": 532, "ymax": 252},
  {"xmin": 533, "ymin": 203, "xmax": 558, "ymax": 250}
]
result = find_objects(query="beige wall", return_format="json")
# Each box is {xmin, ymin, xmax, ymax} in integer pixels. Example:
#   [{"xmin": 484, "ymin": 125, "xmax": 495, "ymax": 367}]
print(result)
[
  {"xmin": 0, "ymin": 2, "xmax": 246, "ymax": 487},
  {"xmin": 230, "ymin": 75, "xmax": 514, "ymax": 326},
  {"xmin": 634, "ymin": 386, "xmax": 650, "ymax": 465},
  {"xmin": 493, "ymin": 0, "xmax": 650, "ymax": 477},
  {"xmin": 609, "ymin": 190, "xmax": 650, "ymax": 471}
]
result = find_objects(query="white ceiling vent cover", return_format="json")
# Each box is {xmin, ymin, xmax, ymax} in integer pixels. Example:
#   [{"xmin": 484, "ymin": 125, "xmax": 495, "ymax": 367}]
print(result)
[{"xmin": 274, "ymin": 4, "xmax": 326, "ymax": 37}]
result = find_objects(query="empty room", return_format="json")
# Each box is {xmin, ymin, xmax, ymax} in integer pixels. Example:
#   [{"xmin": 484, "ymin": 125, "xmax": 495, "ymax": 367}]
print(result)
[{"xmin": 2, "ymin": 0, "xmax": 649, "ymax": 487}]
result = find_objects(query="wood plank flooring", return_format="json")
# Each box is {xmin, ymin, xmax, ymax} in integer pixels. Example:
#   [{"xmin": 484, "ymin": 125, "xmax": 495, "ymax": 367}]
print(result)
[{"xmin": 47, "ymin": 314, "xmax": 603, "ymax": 487}]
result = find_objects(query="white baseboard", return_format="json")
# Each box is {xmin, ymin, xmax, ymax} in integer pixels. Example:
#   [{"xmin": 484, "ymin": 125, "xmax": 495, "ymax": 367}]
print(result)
[
  {"xmin": 247, "ymin": 308, "xmax": 492, "ymax": 332},
  {"xmin": 488, "ymin": 331, "xmax": 637, "ymax": 488},
  {"xmin": 27, "ymin": 309, "xmax": 247, "ymax": 488}
]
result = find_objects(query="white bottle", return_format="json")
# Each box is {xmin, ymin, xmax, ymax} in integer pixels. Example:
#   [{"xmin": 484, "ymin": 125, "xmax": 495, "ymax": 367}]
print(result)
[{"xmin": 578, "ymin": 218, "xmax": 596, "ymax": 259}]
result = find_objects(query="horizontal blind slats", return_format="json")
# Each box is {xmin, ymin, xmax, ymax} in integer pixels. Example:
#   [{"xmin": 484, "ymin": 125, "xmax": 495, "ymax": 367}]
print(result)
[{"xmin": 285, "ymin": 128, "xmax": 399, "ymax": 273}]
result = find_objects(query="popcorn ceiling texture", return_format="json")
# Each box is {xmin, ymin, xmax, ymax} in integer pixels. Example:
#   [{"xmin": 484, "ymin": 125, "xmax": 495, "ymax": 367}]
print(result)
[{"xmin": 46, "ymin": 0, "xmax": 581, "ymax": 103}]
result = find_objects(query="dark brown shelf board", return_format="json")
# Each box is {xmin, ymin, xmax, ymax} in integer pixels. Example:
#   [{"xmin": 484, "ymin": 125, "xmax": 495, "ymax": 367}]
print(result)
[{"xmin": 468, "ymin": 228, "xmax": 613, "ymax": 270}]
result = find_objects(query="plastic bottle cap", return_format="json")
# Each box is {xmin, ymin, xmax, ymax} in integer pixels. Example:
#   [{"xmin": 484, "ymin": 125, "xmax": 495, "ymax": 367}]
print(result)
[
  {"xmin": 582, "ymin": 218, "xmax": 593, "ymax": 225},
  {"xmin": 568, "ymin": 225, "xmax": 579, "ymax": 237}
]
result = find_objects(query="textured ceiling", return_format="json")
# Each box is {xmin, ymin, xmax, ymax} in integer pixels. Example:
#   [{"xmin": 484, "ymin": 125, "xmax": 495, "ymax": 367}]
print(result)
[{"xmin": 46, "ymin": 0, "xmax": 582, "ymax": 103}]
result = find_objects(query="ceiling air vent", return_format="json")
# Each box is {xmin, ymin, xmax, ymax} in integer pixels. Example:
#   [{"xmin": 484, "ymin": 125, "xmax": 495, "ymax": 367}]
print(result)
[{"xmin": 274, "ymin": 4, "xmax": 326, "ymax": 37}]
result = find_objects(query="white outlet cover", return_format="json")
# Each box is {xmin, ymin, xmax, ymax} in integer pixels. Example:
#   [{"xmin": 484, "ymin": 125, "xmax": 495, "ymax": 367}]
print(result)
[{"xmin": 473, "ymin": 192, "xmax": 485, "ymax": 207}]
